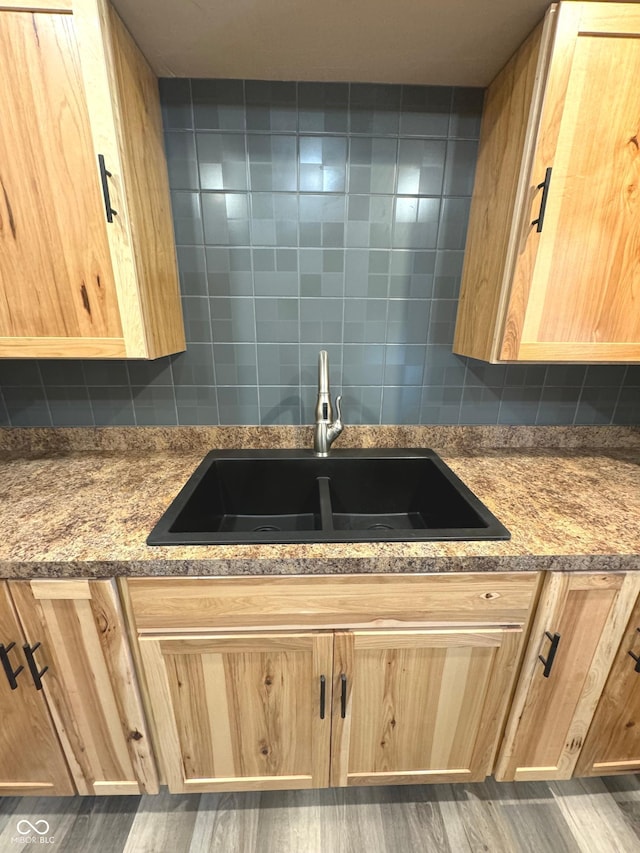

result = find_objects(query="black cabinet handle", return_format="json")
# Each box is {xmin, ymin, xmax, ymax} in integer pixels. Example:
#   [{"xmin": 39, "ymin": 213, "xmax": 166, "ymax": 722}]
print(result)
[
  {"xmin": 538, "ymin": 631, "xmax": 561, "ymax": 678},
  {"xmin": 98, "ymin": 154, "xmax": 117, "ymax": 223},
  {"xmin": 340, "ymin": 674, "xmax": 347, "ymax": 718},
  {"xmin": 531, "ymin": 167, "xmax": 552, "ymax": 232},
  {"xmin": 0, "ymin": 642, "xmax": 24, "ymax": 690},
  {"xmin": 319, "ymin": 675, "xmax": 326, "ymax": 719},
  {"xmin": 23, "ymin": 643, "xmax": 48, "ymax": 691},
  {"xmin": 628, "ymin": 628, "xmax": 640, "ymax": 673}
]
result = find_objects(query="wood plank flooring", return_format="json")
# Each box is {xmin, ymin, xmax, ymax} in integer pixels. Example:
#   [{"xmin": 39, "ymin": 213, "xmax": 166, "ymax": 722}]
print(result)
[{"xmin": 1, "ymin": 777, "xmax": 640, "ymax": 852}]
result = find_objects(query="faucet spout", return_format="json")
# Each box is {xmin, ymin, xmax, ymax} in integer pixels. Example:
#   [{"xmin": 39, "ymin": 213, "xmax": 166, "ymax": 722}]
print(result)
[{"xmin": 313, "ymin": 350, "xmax": 344, "ymax": 457}]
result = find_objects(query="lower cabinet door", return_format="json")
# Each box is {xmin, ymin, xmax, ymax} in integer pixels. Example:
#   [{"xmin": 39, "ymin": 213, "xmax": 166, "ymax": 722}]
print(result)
[
  {"xmin": 0, "ymin": 582, "xmax": 74, "ymax": 796},
  {"xmin": 330, "ymin": 627, "xmax": 523, "ymax": 787},
  {"xmin": 139, "ymin": 632, "xmax": 334, "ymax": 793},
  {"xmin": 576, "ymin": 593, "xmax": 640, "ymax": 777},
  {"xmin": 495, "ymin": 573, "xmax": 640, "ymax": 782}
]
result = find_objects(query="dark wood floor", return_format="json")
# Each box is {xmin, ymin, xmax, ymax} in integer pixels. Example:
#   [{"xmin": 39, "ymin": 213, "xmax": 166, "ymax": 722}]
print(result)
[{"xmin": 1, "ymin": 776, "xmax": 640, "ymax": 852}]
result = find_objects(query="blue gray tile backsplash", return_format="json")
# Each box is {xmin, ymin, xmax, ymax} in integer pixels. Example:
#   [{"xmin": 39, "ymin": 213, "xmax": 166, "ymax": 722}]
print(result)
[{"xmin": 0, "ymin": 79, "xmax": 639, "ymax": 428}]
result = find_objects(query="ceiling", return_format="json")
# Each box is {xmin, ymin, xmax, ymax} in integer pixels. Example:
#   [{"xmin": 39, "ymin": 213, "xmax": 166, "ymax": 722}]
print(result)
[{"xmin": 112, "ymin": 0, "xmax": 551, "ymax": 87}]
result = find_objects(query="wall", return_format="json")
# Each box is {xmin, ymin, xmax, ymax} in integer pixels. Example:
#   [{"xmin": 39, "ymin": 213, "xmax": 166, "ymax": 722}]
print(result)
[{"xmin": 0, "ymin": 79, "xmax": 638, "ymax": 427}]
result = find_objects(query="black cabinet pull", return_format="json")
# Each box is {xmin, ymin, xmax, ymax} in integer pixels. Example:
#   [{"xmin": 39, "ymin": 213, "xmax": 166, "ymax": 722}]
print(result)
[
  {"xmin": 538, "ymin": 631, "xmax": 561, "ymax": 678},
  {"xmin": 340, "ymin": 673, "xmax": 347, "ymax": 718},
  {"xmin": 98, "ymin": 154, "xmax": 117, "ymax": 223},
  {"xmin": 0, "ymin": 642, "xmax": 24, "ymax": 690},
  {"xmin": 319, "ymin": 675, "xmax": 326, "ymax": 719},
  {"xmin": 531, "ymin": 167, "xmax": 552, "ymax": 233},
  {"xmin": 628, "ymin": 628, "xmax": 640, "ymax": 673},
  {"xmin": 23, "ymin": 642, "xmax": 48, "ymax": 691}
]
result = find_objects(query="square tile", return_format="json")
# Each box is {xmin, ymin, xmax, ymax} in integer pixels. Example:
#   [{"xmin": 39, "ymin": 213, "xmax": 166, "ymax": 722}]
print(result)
[
  {"xmin": 384, "ymin": 345, "xmax": 426, "ymax": 385},
  {"xmin": 45, "ymin": 385, "xmax": 94, "ymax": 426},
  {"xmin": 181, "ymin": 296, "xmax": 212, "ymax": 342},
  {"xmin": 344, "ymin": 249, "xmax": 389, "ymax": 297},
  {"xmin": 127, "ymin": 358, "xmax": 174, "ymax": 386},
  {"xmin": 382, "ymin": 386, "xmax": 421, "ymax": 424},
  {"xmin": 498, "ymin": 388, "xmax": 543, "ymax": 425},
  {"xmin": 217, "ymin": 386, "xmax": 259, "ymax": 424},
  {"xmin": 259, "ymin": 386, "xmax": 302, "ymax": 425},
  {"xmin": 170, "ymin": 343, "xmax": 215, "ymax": 385},
  {"xmin": 177, "ymin": 245, "xmax": 208, "ymax": 296},
  {"xmin": 389, "ymin": 250, "xmax": 435, "ymax": 298},
  {"xmin": 392, "ymin": 197, "xmax": 440, "ymax": 248},
  {"xmin": 536, "ymin": 387, "xmax": 581, "ymax": 425},
  {"xmin": 131, "ymin": 386, "xmax": 178, "ymax": 425},
  {"xmin": 202, "ymin": 192, "xmax": 250, "ymax": 245},
  {"xmin": 255, "ymin": 297, "xmax": 299, "ymax": 343},
  {"xmin": 298, "ymin": 83, "xmax": 349, "ymax": 133},
  {"xmin": 0, "ymin": 360, "xmax": 42, "ymax": 386},
  {"xmin": 459, "ymin": 386, "xmax": 501, "ymax": 424},
  {"xmin": 342, "ymin": 298, "xmax": 386, "ymax": 344},
  {"xmin": 213, "ymin": 342, "xmax": 258, "ymax": 385},
  {"xmin": 575, "ymin": 386, "xmax": 619, "ymax": 424},
  {"xmin": 443, "ymin": 140, "xmax": 479, "ymax": 196},
  {"xmin": 82, "ymin": 361, "xmax": 129, "ymax": 386},
  {"xmin": 387, "ymin": 299, "xmax": 431, "ymax": 343},
  {"xmin": 164, "ymin": 132, "xmax": 199, "ymax": 190},
  {"xmin": 197, "ymin": 133, "xmax": 248, "ymax": 190},
  {"xmin": 299, "ymin": 194, "xmax": 346, "ymax": 248},
  {"xmin": 250, "ymin": 193, "xmax": 298, "ymax": 246},
  {"xmin": 248, "ymin": 135, "xmax": 297, "ymax": 191},
  {"xmin": 175, "ymin": 385, "xmax": 219, "ymax": 425},
  {"xmin": 399, "ymin": 86, "xmax": 452, "ymax": 137},
  {"xmin": 205, "ymin": 247, "xmax": 253, "ymax": 296},
  {"xmin": 39, "ymin": 360, "xmax": 85, "ymax": 386},
  {"xmin": 423, "ymin": 345, "xmax": 467, "ymax": 385},
  {"xmin": 245, "ymin": 81, "xmax": 297, "ymax": 131},
  {"xmin": 300, "ymin": 298, "xmax": 343, "ymax": 343},
  {"xmin": 397, "ymin": 139, "xmax": 446, "ymax": 195},
  {"xmin": 257, "ymin": 343, "xmax": 300, "ymax": 385},
  {"xmin": 210, "ymin": 297, "xmax": 256, "ymax": 342},
  {"xmin": 343, "ymin": 344, "xmax": 385, "ymax": 385},
  {"xmin": 437, "ymin": 197, "xmax": 471, "ymax": 249},
  {"xmin": 2, "ymin": 387, "xmax": 50, "ymax": 426},
  {"xmin": 88, "ymin": 386, "xmax": 136, "ymax": 426},
  {"xmin": 348, "ymin": 137, "xmax": 397, "ymax": 194},
  {"xmin": 159, "ymin": 78, "xmax": 192, "ymax": 130},
  {"xmin": 192, "ymin": 79, "xmax": 245, "ymax": 131},
  {"xmin": 345, "ymin": 196, "xmax": 393, "ymax": 248},
  {"xmin": 350, "ymin": 84, "xmax": 401, "ymax": 135},
  {"xmin": 170, "ymin": 191, "xmax": 203, "ymax": 244},
  {"xmin": 299, "ymin": 137, "xmax": 347, "ymax": 192},
  {"xmin": 300, "ymin": 343, "xmax": 342, "ymax": 386},
  {"xmin": 434, "ymin": 250, "xmax": 464, "ymax": 298},
  {"xmin": 449, "ymin": 88, "xmax": 484, "ymax": 138}
]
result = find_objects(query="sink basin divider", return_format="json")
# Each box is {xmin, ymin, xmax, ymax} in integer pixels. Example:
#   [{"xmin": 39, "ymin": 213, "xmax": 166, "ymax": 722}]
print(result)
[{"xmin": 316, "ymin": 476, "xmax": 334, "ymax": 531}]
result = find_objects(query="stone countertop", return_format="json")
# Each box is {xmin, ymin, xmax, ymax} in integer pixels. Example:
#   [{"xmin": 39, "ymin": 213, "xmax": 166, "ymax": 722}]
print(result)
[{"xmin": 1, "ymin": 428, "xmax": 639, "ymax": 578}]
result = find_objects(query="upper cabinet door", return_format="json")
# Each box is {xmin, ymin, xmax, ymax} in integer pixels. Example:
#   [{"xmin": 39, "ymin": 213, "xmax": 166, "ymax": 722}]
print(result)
[
  {"xmin": 330, "ymin": 627, "xmax": 524, "ymax": 787},
  {"xmin": 0, "ymin": 0, "xmax": 184, "ymax": 359},
  {"xmin": 0, "ymin": 582, "xmax": 74, "ymax": 797},
  {"xmin": 139, "ymin": 632, "xmax": 334, "ymax": 794},
  {"xmin": 0, "ymin": 9, "xmax": 122, "ymax": 345},
  {"xmin": 454, "ymin": 2, "xmax": 640, "ymax": 363}
]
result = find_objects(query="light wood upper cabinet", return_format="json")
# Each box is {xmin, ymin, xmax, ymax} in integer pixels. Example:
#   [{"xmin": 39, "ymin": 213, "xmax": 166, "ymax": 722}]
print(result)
[
  {"xmin": 496, "ymin": 572, "xmax": 640, "ymax": 781},
  {"xmin": 0, "ymin": 581, "xmax": 74, "ymax": 796},
  {"xmin": 454, "ymin": 2, "xmax": 640, "ymax": 363},
  {"xmin": 576, "ymin": 591, "xmax": 640, "ymax": 777},
  {"xmin": 330, "ymin": 627, "xmax": 524, "ymax": 787},
  {"xmin": 0, "ymin": 0, "xmax": 184, "ymax": 359},
  {"xmin": 8, "ymin": 579, "xmax": 158, "ymax": 796},
  {"xmin": 139, "ymin": 632, "xmax": 333, "ymax": 794}
]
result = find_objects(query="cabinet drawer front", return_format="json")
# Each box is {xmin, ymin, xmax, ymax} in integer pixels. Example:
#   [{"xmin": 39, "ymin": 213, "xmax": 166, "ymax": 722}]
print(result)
[{"xmin": 127, "ymin": 574, "xmax": 539, "ymax": 633}]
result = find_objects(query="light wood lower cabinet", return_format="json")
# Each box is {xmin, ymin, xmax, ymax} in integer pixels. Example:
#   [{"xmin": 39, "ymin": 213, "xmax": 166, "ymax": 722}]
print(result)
[
  {"xmin": 496, "ymin": 572, "xmax": 640, "ymax": 781},
  {"xmin": 0, "ymin": 582, "xmax": 74, "ymax": 796},
  {"xmin": 576, "ymin": 593, "xmax": 640, "ymax": 777},
  {"xmin": 1, "ymin": 579, "xmax": 158, "ymax": 796},
  {"xmin": 331, "ymin": 627, "xmax": 523, "ymax": 787},
  {"xmin": 126, "ymin": 574, "xmax": 538, "ymax": 794},
  {"xmin": 139, "ymin": 632, "xmax": 333, "ymax": 793}
]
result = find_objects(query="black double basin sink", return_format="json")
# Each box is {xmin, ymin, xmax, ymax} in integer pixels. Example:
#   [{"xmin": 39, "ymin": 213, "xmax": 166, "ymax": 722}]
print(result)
[{"xmin": 147, "ymin": 449, "xmax": 510, "ymax": 545}]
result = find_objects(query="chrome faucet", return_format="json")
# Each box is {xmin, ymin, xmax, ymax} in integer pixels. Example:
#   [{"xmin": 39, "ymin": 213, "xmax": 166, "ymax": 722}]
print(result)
[{"xmin": 313, "ymin": 350, "xmax": 344, "ymax": 456}]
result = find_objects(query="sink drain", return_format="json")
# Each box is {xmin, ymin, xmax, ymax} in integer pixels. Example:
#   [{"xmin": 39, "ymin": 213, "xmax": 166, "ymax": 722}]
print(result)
[
  {"xmin": 367, "ymin": 523, "xmax": 394, "ymax": 531},
  {"xmin": 253, "ymin": 525, "xmax": 281, "ymax": 532}
]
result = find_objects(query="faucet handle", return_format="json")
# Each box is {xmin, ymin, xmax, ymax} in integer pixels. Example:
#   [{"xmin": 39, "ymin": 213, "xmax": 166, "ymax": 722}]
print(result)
[{"xmin": 334, "ymin": 394, "xmax": 343, "ymax": 425}]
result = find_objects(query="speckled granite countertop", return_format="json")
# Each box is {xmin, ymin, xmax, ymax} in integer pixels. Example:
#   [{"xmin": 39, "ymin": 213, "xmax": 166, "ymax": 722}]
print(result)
[{"xmin": 1, "ymin": 426, "xmax": 638, "ymax": 578}]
